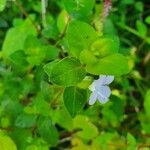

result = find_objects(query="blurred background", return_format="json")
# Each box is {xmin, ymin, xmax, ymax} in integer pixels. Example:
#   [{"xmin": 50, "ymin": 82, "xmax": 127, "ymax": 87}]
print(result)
[{"xmin": 0, "ymin": 0, "xmax": 150, "ymax": 149}]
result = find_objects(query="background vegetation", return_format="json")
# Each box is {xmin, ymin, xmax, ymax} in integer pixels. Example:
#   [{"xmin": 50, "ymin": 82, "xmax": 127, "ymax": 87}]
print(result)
[{"xmin": 0, "ymin": 0, "xmax": 150, "ymax": 149}]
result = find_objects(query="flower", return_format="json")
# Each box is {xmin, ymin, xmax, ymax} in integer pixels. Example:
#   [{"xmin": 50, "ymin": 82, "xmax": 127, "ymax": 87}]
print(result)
[{"xmin": 89, "ymin": 75, "xmax": 114, "ymax": 105}]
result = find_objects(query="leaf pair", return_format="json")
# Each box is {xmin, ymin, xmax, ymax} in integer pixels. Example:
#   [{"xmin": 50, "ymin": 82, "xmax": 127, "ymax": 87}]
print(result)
[
  {"xmin": 44, "ymin": 57, "xmax": 87, "ymax": 117},
  {"xmin": 66, "ymin": 20, "xmax": 130, "ymax": 76}
]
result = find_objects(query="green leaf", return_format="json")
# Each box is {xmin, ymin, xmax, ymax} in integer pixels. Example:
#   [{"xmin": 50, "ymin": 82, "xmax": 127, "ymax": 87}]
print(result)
[
  {"xmin": 136, "ymin": 20, "xmax": 147, "ymax": 36},
  {"xmin": 80, "ymin": 49, "xmax": 97, "ymax": 64},
  {"xmin": 45, "ymin": 45, "xmax": 59, "ymax": 61},
  {"xmin": 80, "ymin": 36, "xmax": 119, "ymax": 65},
  {"xmin": 48, "ymin": 57, "xmax": 86, "ymax": 86},
  {"xmin": 57, "ymin": 10, "xmax": 69, "ymax": 33},
  {"xmin": 2, "ymin": 17, "xmax": 37, "ymax": 59},
  {"xmin": 0, "ymin": 132, "xmax": 17, "ymax": 150},
  {"xmin": 26, "ymin": 145, "xmax": 49, "ymax": 150},
  {"xmin": 86, "ymin": 54, "xmax": 129, "ymax": 76},
  {"xmin": 145, "ymin": 16, "xmax": 150, "ymax": 24},
  {"xmin": 63, "ymin": 86, "xmax": 87, "ymax": 117},
  {"xmin": 73, "ymin": 115, "xmax": 98, "ymax": 140},
  {"xmin": 53, "ymin": 108, "xmax": 73, "ymax": 130},
  {"xmin": 37, "ymin": 116, "xmax": 59, "ymax": 146},
  {"xmin": 103, "ymin": 19, "xmax": 116, "ymax": 36},
  {"xmin": 9, "ymin": 50, "xmax": 29, "ymax": 73},
  {"xmin": 32, "ymin": 94, "xmax": 50, "ymax": 116},
  {"xmin": 135, "ymin": 2, "xmax": 144, "ymax": 12},
  {"xmin": 101, "ymin": 96, "xmax": 125, "ymax": 127},
  {"xmin": 66, "ymin": 20, "xmax": 98, "ymax": 57},
  {"xmin": 121, "ymin": 0, "xmax": 134, "ymax": 5},
  {"xmin": 127, "ymin": 133, "xmax": 136, "ymax": 150},
  {"xmin": 92, "ymin": 132, "xmax": 116, "ymax": 149},
  {"xmin": 24, "ymin": 35, "xmax": 46, "ymax": 65},
  {"xmin": 90, "ymin": 36, "xmax": 120, "ymax": 57},
  {"xmin": 144, "ymin": 89, "xmax": 150, "ymax": 117},
  {"xmin": 63, "ymin": 0, "xmax": 94, "ymax": 19},
  {"xmin": 0, "ymin": 0, "xmax": 7, "ymax": 12},
  {"xmin": 11, "ymin": 129, "xmax": 32, "ymax": 149},
  {"xmin": 15, "ymin": 113, "xmax": 37, "ymax": 128},
  {"xmin": 43, "ymin": 60, "xmax": 59, "ymax": 81}
]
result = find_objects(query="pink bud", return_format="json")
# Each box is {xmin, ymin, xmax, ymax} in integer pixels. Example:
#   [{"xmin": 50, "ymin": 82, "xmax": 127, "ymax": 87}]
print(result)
[{"xmin": 103, "ymin": 0, "xmax": 112, "ymax": 18}]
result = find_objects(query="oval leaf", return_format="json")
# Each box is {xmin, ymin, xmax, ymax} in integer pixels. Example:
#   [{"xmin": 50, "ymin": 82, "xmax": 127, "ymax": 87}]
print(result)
[
  {"xmin": 37, "ymin": 116, "xmax": 59, "ymax": 146},
  {"xmin": 0, "ymin": 0, "xmax": 7, "ymax": 12},
  {"xmin": 49, "ymin": 57, "xmax": 86, "ymax": 86},
  {"xmin": 66, "ymin": 20, "xmax": 98, "ymax": 57},
  {"xmin": 0, "ymin": 133, "xmax": 17, "ymax": 150},
  {"xmin": 86, "ymin": 54, "xmax": 130, "ymax": 76},
  {"xmin": 63, "ymin": 86, "xmax": 87, "ymax": 117}
]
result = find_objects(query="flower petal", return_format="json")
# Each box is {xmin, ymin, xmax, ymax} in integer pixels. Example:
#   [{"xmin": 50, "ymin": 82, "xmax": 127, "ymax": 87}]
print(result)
[
  {"xmin": 96, "ymin": 85, "xmax": 111, "ymax": 97},
  {"xmin": 103, "ymin": 75, "xmax": 114, "ymax": 85},
  {"xmin": 96, "ymin": 75, "xmax": 114, "ymax": 86},
  {"xmin": 96, "ymin": 85, "xmax": 111, "ymax": 103},
  {"xmin": 97, "ymin": 94, "xmax": 109, "ymax": 104},
  {"xmin": 97, "ymin": 75, "xmax": 107, "ymax": 85},
  {"xmin": 89, "ymin": 91, "xmax": 97, "ymax": 105}
]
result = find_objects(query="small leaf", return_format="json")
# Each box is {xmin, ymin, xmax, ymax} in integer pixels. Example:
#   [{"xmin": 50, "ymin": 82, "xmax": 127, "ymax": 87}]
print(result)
[
  {"xmin": 9, "ymin": 50, "xmax": 29, "ymax": 73},
  {"xmin": 135, "ymin": 2, "xmax": 144, "ymax": 12},
  {"xmin": 66, "ymin": 20, "xmax": 98, "ymax": 57},
  {"xmin": 44, "ymin": 60, "xmax": 59, "ymax": 81},
  {"xmin": 57, "ymin": 9, "xmax": 69, "ymax": 33},
  {"xmin": 103, "ymin": 19, "xmax": 116, "ymax": 35},
  {"xmin": 90, "ymin": 36, "xmax": 120, "ymax": 57},
  {"xmin": 63, "ymin": 0, "xmax": 95, "ymax": 19},
  {"xmin": 86, "ymin": 54, "xmax": 129, "ymax": 76},
  {"xmin": 37, "ymin": 116, "xmax": 59, "ymax": 146},
  {"xmin": 80, "ymin": 49, "xmax": 97, "ymax": 64},
  {"xmin": 0, "ymin": 0, "xmax": 7, "ymax": 12},
  {"xmin": 49, "ymin": 57, "xmax": 86, "ymax": 86},
  {"xmin": 145, "ymin": 16, "xmax": 150, "ymax": 24},
  {"xmin": 53, "ymin": 108, "xmax": 73, "ymax": 130},
  {"xmin": 136, "ymin": 20, "xmax": 147, "ymax": 36},
  {"xmin": 0, "ymin": 132, "xmax": 17, "ymax": 150},
  {"xmin": 15, "ymin": 113, "xmax": 37, "ymax": 128},
  {"xmin": 63, "ymin": 86, "xmax": 87, "ymax": 117},
  {"xmin": 2, "ymin": 17, "xmax": 37, "ymax": 59},
  {"xmin": 24, "ymin": 35, "xmax": 46, "ymax": 65},
  {"xmin": 127, "ymin": 133, "xmax": 136, "ymax": 150},
  {"xmin": 73, "ymin": 115, "xmax": 98, "ymax": 140}
]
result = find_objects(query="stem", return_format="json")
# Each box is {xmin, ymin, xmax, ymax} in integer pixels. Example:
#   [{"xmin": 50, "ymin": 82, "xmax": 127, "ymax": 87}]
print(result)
[
  {"xmin": 41, "ymin": 0, "xmax": 47, "ymax": 27},
  {"xmin": 117, "ymin": 23, "xmax": 150, "ymax": 45},
  {"xmin": 14, "ymin": 0, "xmax": 41, "ymax": 34}
]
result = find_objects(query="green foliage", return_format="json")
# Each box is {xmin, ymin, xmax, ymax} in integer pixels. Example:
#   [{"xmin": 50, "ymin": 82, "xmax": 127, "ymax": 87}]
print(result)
[
  {"xmin": 145, "ymin": 16, "xmax": 150, "ymax": 24},
  {"xmin": 127, "ymin": 133, "xmax": 137, "ymax": 150},
  {"xmin": 2, "ymin": 17, "xmax": 37, "ymax": 59},
  {"xmin": 0, "ymin": 132, "xmax": 17, "ymax": 150},
  {"xmin": 63, "ymin": 0, "xmax": 95, "ymax": 20},
  {"xmin": 85, "ymin": 54, "xmax": 129, "ymax": 75},
  {"xmin": 37, "ymin": 116, "xmax": 59, "ymax": 146},
  {"xmin": 73, "ymin": 115, "xmax": 98, "ymax": 141},
  {"xmin": 66, "ymin": 20, "xmax": 98, "ymax": 57},
  {"xmin": 0, "ymin": 0, "xmax": 150, "ymax": 149},
  {"xmin": 44, "ymin": 57, "xmax": 86, "ymax": 86},
  {"xmin": 63, "ymin": 87, "xmax": 87, "ymax": 117},
  {"xmin": 0, "ymin": 0, "xmax": 7, "ymax": 12}
]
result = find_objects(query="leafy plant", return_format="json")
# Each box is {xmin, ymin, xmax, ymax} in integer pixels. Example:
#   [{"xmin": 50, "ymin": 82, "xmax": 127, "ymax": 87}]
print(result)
[{"xmin": 0, "ymin": 0, "xmax": 150, "ymax": 149}]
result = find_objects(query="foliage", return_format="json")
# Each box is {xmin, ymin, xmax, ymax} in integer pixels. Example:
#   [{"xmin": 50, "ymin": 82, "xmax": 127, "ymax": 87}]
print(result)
[{"xmin": 0, "ymin": 0, "xmax": 150, "ymax": 149}]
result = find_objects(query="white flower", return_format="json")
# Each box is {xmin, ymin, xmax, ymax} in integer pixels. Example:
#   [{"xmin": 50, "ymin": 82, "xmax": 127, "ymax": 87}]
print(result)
[{"xmin": 89, "ymin": 75, "xmax": 114, "ymax": 105}]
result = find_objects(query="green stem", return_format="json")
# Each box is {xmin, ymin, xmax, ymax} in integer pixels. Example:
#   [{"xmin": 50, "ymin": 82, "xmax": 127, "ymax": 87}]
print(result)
[{"xmin": 117, "ymin": 23, "xmax": 150, "ymax": 44}]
